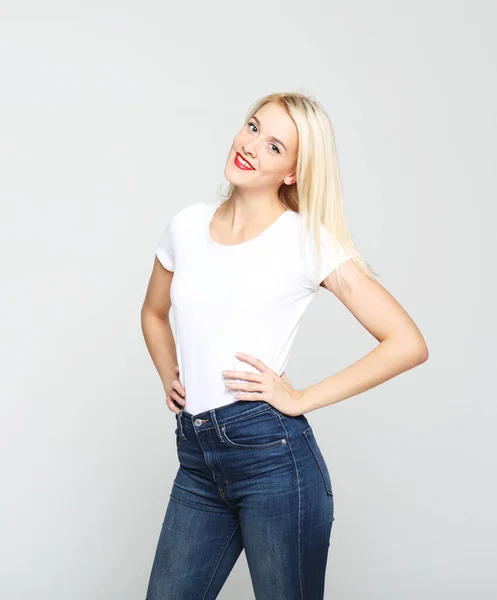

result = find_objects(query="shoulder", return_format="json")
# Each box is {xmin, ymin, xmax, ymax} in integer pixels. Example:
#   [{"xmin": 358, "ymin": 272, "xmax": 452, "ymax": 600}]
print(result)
[
  {"xmin": 158, "ymin": 201, "xmax": 208, "ymax": 237},
  {"xmin": 170, "ymin": 201, "xmax": 206, "ymax": 225}
]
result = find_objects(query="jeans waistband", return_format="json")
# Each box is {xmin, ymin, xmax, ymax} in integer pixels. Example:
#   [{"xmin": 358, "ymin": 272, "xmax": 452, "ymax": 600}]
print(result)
[{"xmin": 176, "ymin": 400, "xmax": 279, "ymax": 435}]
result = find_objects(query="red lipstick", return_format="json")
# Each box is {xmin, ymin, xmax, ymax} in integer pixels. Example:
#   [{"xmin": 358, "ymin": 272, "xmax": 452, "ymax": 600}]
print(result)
[{"xmin": 234, "ymin": 152, "xmax": 255, "ymax": 170}]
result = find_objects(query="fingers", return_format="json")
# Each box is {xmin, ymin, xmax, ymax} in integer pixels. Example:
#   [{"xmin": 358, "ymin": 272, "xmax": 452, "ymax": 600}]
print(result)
[
  {"xmin": 166, "ymin": 397, "xmax": 181, "ymax": 414},
  {"xmin": 172, "ymin": 379, "xmax": 186, "ymax": 396},
  {"xmin": 225, "ymin": 380, "xmax": 264, "ymax": 392},
  {"xmin": 170, "ymin": 388, "xmax": 185, "ymax": 404},
  {"xmin": 232, "ymin": 392, "xmax": 265, "ymax": 401},
  {"xmin": 222, "ymin": 371, "xmax": 263, "ymax": 383},
  {"xmin": 166, "ymin": 392, "xmax": 185, "ymax": 413},
  {"xmin": 166, "ymin": 378, "xmax": 186, "ymax": 414}
]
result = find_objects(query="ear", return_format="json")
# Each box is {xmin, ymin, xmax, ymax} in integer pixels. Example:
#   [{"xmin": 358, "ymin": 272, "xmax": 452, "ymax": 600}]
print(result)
[{"xmin": 283, "ymin": 173, "xmax": 297, "ymax": 186}]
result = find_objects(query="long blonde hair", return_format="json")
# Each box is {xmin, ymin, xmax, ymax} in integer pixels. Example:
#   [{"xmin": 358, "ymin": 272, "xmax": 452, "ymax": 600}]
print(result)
[{"xmin": 217, "ymin": 91, "xmax": 377, "ymax": 288}]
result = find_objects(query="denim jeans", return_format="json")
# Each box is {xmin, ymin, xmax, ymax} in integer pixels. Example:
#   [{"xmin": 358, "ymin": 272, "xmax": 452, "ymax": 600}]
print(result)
[{"xmin": 145, "ymin": 400, "xmax": 335, "ymax": 599}]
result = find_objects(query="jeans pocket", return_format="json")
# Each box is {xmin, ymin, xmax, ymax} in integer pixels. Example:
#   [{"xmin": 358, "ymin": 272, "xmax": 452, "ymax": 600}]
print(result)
[
  {"xmin": 221, "ymin": 408, "xmax": 288, "ymax": 450},
  {"xmin": 303, "ymin": 426, "xmax": 333, "ymax": 495}
]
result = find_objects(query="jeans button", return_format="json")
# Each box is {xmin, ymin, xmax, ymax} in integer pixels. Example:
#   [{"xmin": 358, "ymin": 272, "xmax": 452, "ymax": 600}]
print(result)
[{"xmin": 194, "ymin": 418, "xmax": 202, "ymax": 426}]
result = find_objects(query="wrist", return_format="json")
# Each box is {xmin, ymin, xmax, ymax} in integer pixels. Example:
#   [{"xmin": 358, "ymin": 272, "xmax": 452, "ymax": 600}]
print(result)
[
  {"xmin": 293, "ymin": 386, "xmax": 312, "ymax": 416},
  {"xmin": 298, "ymin": 386, "xmax": 316, "ymax": 415}
]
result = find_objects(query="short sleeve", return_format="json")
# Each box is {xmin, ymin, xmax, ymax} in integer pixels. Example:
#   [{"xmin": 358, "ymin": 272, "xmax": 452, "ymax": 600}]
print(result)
[
  {"xmin": 306, "ymin": 224, "xmax": 354, "ymax": 290},
  {"xmin": 155, "ymin": 217, "xmax": 175, "ymax": 271},
  {"xmin": 154, "ymin": 202, "xmax": 204, "ymax": 271}
]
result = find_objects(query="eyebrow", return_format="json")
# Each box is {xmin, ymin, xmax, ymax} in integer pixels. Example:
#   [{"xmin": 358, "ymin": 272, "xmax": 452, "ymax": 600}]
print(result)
[{"xmin": 251, "ymin": 115, "xmax": 287, "ymax": 152}]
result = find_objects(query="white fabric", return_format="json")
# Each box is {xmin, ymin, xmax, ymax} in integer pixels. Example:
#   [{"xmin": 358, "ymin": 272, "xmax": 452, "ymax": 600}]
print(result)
[{"xmin": 155, "ymin": 200, "xmax": 353, "ymax": 415}]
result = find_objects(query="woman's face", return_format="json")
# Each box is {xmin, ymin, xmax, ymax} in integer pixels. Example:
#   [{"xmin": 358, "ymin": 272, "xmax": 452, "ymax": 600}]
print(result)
[{"xmin": 224, "ymin": 101, "xmax": 298, "ymax": 192}]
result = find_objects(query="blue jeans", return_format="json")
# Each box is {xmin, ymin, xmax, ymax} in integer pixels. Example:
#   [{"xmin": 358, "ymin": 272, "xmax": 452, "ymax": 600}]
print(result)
[{"xmin": 145, "ymin": 400, "xmax": 335, "ymax": 599}]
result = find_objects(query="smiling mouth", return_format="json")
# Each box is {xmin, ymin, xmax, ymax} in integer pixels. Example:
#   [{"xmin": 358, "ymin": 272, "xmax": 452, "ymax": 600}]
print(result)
[{"xmin": 234, "ymin": 152, "xmax": 255, "ymax": 170}]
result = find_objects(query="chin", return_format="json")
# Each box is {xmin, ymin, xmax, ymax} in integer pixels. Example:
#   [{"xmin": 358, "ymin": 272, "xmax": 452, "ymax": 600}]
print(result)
[{"xmin": 224, "ymin": 162, "xmax": 248, "ymax": 186}]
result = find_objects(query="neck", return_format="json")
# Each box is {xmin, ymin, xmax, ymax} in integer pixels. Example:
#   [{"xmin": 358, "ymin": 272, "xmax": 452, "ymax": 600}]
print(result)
[{"xmin": 226, "ymin": 188, "xmax": 287, "ymax": 219}]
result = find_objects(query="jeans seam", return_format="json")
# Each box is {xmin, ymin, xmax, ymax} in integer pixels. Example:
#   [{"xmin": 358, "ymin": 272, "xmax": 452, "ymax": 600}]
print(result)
[
  {"xmin": 176, "ymin": 411, "xmax": 186, "ymax": 445},
  {"xmin": 201, "ymin": 522, "xmax": 241, "ymax": 600},
  {"xmin": 220, "ymin": 405, "xmax": 272, "ymax": 426},
  {"xmin": 221, "ymin": 424, "xmax": 287, "ymax": 450},
  {"xmin": 169, "ymin": 493, "xmax": 232, "ymax": 515},
  {"xmin": 220, "ymin": 406, "xmax": 288, "ymax": 450},
  {"xmin": 206, "ymin": 428, "xmax": 232, "ymax": 500},
  {"xmin": 303, "ymin": 427, "xmax": 333, "ymax": 496},
  {"xmin": 179, "ymin": 407, "xmax": 271, "ymax": 435},
  {"xmin": 276, "ymin": 419, "xmax": 304, "ymax": 599}
]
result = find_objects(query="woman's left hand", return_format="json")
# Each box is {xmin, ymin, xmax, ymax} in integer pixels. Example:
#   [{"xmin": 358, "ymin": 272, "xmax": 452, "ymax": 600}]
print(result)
[{"xmin": 222, "ymin": 352, "xmax": 307, "ymax": 417}]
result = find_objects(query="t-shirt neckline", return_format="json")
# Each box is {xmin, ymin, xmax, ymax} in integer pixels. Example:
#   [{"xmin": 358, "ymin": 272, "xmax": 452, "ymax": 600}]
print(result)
[{"xmin": 205, "ymin": 200, "xmax": 291, "ymax": 249}]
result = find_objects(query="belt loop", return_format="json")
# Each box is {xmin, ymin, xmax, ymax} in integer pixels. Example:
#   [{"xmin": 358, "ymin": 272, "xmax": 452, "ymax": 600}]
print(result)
[
  {"xmin": 210, "ymin": 409, "xmax": 225, "ymax": 443},
  {"xmin": 177, "ymin": 409, "xmax": 186, "ymax": 440}
]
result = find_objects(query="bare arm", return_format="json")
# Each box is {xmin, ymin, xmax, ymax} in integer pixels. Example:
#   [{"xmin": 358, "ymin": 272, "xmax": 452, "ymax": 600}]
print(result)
[
  {"xmin": 141, "ymin": 256, "xmax": 186, "ymax": 414},
  {"xmin": 301, "ymin": 259, "xmax": 429, "ymax": 414}
]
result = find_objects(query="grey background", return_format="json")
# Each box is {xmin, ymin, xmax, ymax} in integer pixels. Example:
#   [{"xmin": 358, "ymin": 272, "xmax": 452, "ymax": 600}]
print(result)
[{"xmin": 1, "ymin": 1, "xmax": 495, "ymax": 598}]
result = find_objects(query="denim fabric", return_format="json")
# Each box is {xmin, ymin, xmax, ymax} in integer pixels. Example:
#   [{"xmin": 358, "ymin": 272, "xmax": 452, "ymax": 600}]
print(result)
[{"xmin": 145, "ymin": 400, "xmax": 335, "ymax": 599}]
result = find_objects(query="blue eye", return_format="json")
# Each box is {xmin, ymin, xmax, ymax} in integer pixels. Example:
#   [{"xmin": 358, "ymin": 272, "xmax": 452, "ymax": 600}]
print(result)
[{"xmin": 247, "ymin": 121, "xmax": 281, "ymax": 154}]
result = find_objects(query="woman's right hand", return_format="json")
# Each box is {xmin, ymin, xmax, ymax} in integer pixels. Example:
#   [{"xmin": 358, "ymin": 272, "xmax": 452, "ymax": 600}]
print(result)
[{"xmin": 164, "ymin": 366, "xmax": 186, "ymax": 414}]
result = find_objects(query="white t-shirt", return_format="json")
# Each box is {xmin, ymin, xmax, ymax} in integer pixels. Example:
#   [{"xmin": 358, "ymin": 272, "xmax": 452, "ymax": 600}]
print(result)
[{"xmin": 155, "ymin": 200, "xmax": 353, "ymax": 415}]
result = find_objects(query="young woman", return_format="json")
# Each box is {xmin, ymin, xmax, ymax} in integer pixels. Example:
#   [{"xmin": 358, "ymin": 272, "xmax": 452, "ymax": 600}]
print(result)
[{"xmin": 141, "ymin": 92, "xmax": 429, "ymax": 599}]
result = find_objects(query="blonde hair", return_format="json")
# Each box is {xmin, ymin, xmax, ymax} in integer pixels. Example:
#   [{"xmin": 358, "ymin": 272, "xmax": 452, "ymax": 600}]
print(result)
[{"xmin": 216, "ymin": 91, "xmax": 378, "ymax": 288}]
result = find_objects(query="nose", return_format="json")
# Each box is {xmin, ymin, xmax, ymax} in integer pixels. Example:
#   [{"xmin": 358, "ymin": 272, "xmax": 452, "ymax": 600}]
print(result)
[{"xmin": 242, "ymin": 140, "xmax": 257, "ymax": 157}]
